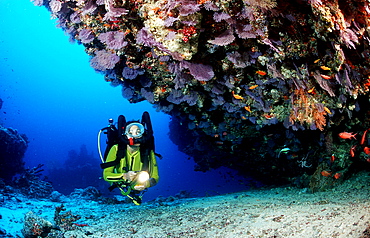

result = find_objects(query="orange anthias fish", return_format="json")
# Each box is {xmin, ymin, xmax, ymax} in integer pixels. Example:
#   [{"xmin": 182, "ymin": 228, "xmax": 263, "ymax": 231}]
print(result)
[
  {"xmin": 256, "ymin": 70, "xmax": 267, "ymax": 76},
  {"xmin": 364, "ymin": 147, "xmax": 370, "ymax": 155},
  {"xmin": 338, "ymin": 132, "xmax": 357, "ymax": 140},
  {"xmin": 333, "ymin": 173, "xmax": 341, "ymax": 179},
  {"xmin": 320, "ymin": 66, "xmax": 331, "ymax": 71},
  {"xmin": 360, "ymin": 129, "xmax": 369, "ymax": 145},
  {"xmin": 350, "ymin": 145, "xmax": 357, "ymax": 157},
  {"xmin": 330, "ymin": 154, "xmax": 336, "ymax": 163},
  {"xmin": 307, "ymin": 87, "xmax": 316, "ymax": 95},
  {"xmin": 232, "ymin": 91, "xmax": 244, "ymax": 100},
  {"xmin": 323, "ymin": 107, "xmax": 332, "ymax": 114},
  {"xmin": 244, "ymin": 106, "xmax": 251, "ymax": 112},
  {"xmin": 321, "ymin": 170, "xmax": 332, "ymax": 177},
  {"xmin": 320, "ymin": 74, "xmax": 331, "ymax": 80}
]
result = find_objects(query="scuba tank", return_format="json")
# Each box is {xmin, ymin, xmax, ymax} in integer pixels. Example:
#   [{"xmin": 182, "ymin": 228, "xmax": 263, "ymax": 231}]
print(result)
[{"xmin": 97, "ymin": 114, "xmax": 128, "ymax": 164}]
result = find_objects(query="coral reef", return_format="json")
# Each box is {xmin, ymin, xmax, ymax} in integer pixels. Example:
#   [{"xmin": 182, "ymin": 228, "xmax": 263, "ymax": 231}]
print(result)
[
  {"xmin": 32, "ymin": 0, "xmax": 370, "ymax": 186},
  {"xmin": 13, "ymin": 164, "xmax": 54, "ymax": 198},
  {"xmin": 0, "ymin": 124, "xmax": 28, "ymax": 181},
  {"xmin": 53, "ymin": 204, "xmax": 82, "ymax": 232},
  {"xmin": 22, "ymin": 211, "xmax": 57, "ymax": 238},
  {"xmin": 21, "ymin": 204, "xmax": 84, "ymax": 238}
]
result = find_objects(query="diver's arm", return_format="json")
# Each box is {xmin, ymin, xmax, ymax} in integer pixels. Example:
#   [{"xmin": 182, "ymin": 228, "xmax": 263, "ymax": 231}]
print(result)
[
  {"xmin": 146, "ymin": 150, "xmax": 159, "ymax": 187},
  {"xmin": 103, "ymin": 145, "xmax": 128, "ymax": 182}
]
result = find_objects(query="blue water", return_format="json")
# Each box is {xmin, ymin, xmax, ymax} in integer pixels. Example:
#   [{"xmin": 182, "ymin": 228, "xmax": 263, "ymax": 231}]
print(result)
[{"xmin": 0, "ymin": 0, "xmax": 254, "ymax": 201}]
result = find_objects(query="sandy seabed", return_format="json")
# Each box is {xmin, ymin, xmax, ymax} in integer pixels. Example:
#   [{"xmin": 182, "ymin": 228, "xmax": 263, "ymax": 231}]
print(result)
[{"xmin": 2, "ymin": 172, "xmax": 370, "ymax": 238}]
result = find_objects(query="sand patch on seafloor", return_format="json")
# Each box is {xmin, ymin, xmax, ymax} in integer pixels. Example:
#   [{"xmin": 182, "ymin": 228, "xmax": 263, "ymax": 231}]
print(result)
[{"xmin": 2, "ymin": 171, "xmax": 370, "ymax": 238}]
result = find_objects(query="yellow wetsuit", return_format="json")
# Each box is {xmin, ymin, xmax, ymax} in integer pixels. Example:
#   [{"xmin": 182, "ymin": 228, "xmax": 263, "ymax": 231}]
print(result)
[{"xmin": 103, "ymin": 144, "xmax": 159, "ymax": 188}]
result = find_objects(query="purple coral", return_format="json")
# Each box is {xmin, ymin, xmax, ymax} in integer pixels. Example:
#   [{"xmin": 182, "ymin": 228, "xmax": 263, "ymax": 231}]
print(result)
[
  {"xmin": 213, "ymin": 12, "xmax": 231, "ymax": 22},
  {"xmin": 122, "ymin": 67, "xmax": 144, "ymax": 80},
  {"xmin": 166, "ymin": 89, "xmax": 200, "ymax": 106},
  {"xmin": 208, "ymin": 28, "xmax": 235, "ymax": 46},
  {"xmin": 136, "ymin": 28, "xmax": 181, "ymax": 60},
  {"xmin": 103, "ymin": 0, "xmax": 128, "ymax": 21},
  {"xmin": 173, "ymin": 72, "xmax": 192, "ymax": 89},
  {"xmin": 31, "ymin": 0, "xmax": 44, "ymax": 6},
  {"xmin": 178, "ymin": 1, "xmax": 201, "ymax": 16},
  {"xmin": 79, "ymin": 29, "xmax": 94, "ymax": 44},
  {"xmin": 183, "ymin": 91, "xmax": 199, "ymax": 106},
  {"xmin": 203, "ymin": 1, "xmax": 219, "ymax": 11},
  {"xmin": 164, "ymin": 17, "xmax": 180, "ymax": 27},
  {"xmin": 81, "ymin": 0, "xmax": 97, "ymax": 15},
  {"xmin": 141, "ymin": 88, "xmax": 155, "ymax": 103},
  {"xmin": 122, "ymin": 87, "xmax": 134, "ymax": 99},
  {"xmin": 234, "ymin": 24, "xmax": 256, "ymax": 39},
  {"xmin": 90, "ymin": 50, "xmax": 120, "ymax": 71},
  {"xmin": 212, "ymin": 96, "xmax": 225, "ymax": 106},
  {"xmin": 313, "ymin": 71, "xmax": 335, "ymax": 97},
  {"xmin": 165, "ymin": 31, "xmax": 177, "ymax": 40},
  {"xmin": 185, "ymin": 62, "xmax": 214, "ymax": 81},
  {"xmin": 98, "ymin": 31, "xmax": 127, "ymax": 50},
  {"xmin": 136, "ymin": 28, "xmax": 160, "ymax": 48},
  {"xmin": 227, "ymin": 51, "xmax": 249, "ymax": 68},
  {"xmin": 49, "ymin": 0, "xmax": 62, "ymax": 14},
  {"xmin": 167, "ymin": 89, "xmax": 185, "ymax": 104},
  {"xmin": 70, "ymin": 12, "xmax": 81, "ymax": 24},
  {"xmin": 340, "ymin": 28, "xmax": 358, "ymax": 49}
]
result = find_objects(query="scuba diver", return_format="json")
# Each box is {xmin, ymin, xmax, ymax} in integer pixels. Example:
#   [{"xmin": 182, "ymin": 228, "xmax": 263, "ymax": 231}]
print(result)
[{"xmin": 98, "ymin": 111, "xmax": 159, "ymax": 205}]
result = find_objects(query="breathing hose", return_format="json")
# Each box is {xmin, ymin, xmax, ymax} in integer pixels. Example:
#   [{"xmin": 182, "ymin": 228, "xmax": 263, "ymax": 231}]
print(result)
[{"xmin": 98, "ymin": 129, "xmax": 104, "ymax": 163}]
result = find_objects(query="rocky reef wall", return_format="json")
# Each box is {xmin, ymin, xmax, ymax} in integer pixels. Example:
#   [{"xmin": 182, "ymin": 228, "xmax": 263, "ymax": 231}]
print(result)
[
  {"xmin": 31, "ymin": 0, "xmax": 370, "ymax": 185},
  {"xmin": 0, "ymin": 123, "xmax": 28, "ymax": 181}
]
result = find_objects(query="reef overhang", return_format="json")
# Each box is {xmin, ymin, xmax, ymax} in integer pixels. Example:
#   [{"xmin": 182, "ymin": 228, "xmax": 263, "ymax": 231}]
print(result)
[{"xmin": 32, "ymin": 0, "xmax": 370, "ymax": 186}]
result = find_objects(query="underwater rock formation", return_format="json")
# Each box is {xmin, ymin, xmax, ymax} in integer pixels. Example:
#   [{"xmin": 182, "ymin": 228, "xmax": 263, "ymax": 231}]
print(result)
[
  {"xmin": 0, "ymin": 125, "xmax": 28, "ymax": 181},
  {"xmin": 47, "ymin": 144, "xmax": 102, "ymax": 195},
  {"xmin": 32, "ymin": 0, "xmax": 370, "ymax": 184},
  {"xmin": 22, "ymin": 211, "xmax": 56, "ymax": 238},
  {"xmin": 69, "ymin": 186, "xmax": 102, "ymax": 201},
  {"xmin": 13, "ymin": 164, "xmax": 55, "ymax": 198}
]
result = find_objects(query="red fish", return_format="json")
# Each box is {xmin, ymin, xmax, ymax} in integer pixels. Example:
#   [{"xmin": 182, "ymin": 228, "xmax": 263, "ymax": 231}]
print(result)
[
  {"xmin": 307, "ymin": 87, "xmax": 316, "ymax": 95},
  {"xmin": 333, "ymin": 173, "xmax": 341, "ymax": 179},
  {"xmin": 338, "ymin": 132, "xmax": 357, "ymax": 140},
  {"xmin": 350, "ymin": 145, "xmax": 357, "ymax": 157},
  {"xmin": 360, "ymin": 129, "xmax": 369, "ymax": 145},
  {"xmin": 320, "ymin": 74, "xmax": 331, "ymax": 80},
  {"xmin": 321, "ymin": 170, "xmax": 332, "ymax": 177},
  {"xmin": 364, "ymin": 147, "xmax": 370, "ymax": 155},
  {"xmin": 330, "ymin": 154, "xmax": 336, "ymax": 163},
  {"xmin": 73, "ymin": 223, "xmax": 89, "ymax": 227},
  {"xmin": 256, "ymin": 70, "xmax": 267, "ymax": 76}
]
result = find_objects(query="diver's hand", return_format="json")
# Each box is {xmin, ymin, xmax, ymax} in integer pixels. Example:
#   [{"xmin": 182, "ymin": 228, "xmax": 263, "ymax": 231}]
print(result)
[
  {"xmin": 124, "ymin": 171, "xmax": 137, "ymax": 181},
  {"xmin": 133, "ymin": 185, "xmax": 146, "ymax": 191}
]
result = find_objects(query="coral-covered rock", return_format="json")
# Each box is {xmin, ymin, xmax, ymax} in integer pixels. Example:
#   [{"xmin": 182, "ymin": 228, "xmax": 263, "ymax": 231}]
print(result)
[
  {"xmin": 0, "ymin": 125, "xmax": 28, "ymax": 181},
  {"xmin": 22, "ymin": 211, "xmax": 56, "ymax": 238},
  {"xmin": 69, "ymin": 186, "xmax": 101, "ymax": 200},
  {"xmin": 32, "ymin": 0, "xmax": 370, "ymax": 185},
  {"xmin": 13, "ymin": 164, "xmax": 54, "ymax": 198}
]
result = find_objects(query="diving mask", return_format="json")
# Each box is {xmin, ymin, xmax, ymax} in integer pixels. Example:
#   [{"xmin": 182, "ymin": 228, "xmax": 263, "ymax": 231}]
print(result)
[{"xmin": 125, "ymin": 122, "xmax": 145, "ymax": 139}]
